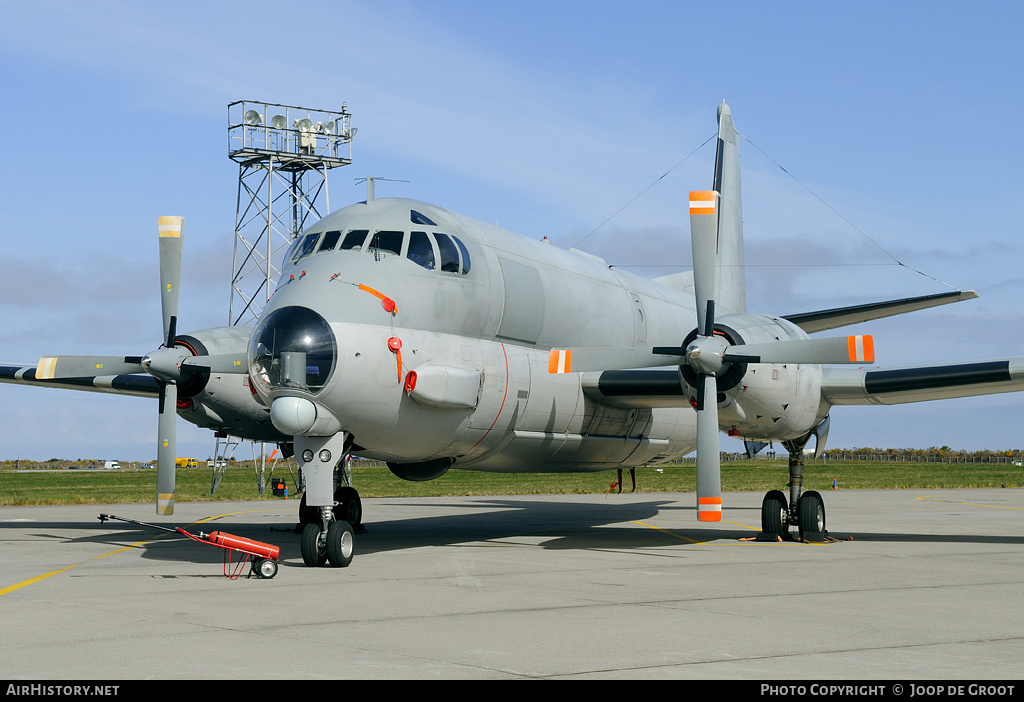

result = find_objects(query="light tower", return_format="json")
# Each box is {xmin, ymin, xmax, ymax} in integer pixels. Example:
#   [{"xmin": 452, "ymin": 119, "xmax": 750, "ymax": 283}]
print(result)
[
  {"xmin": 226, "ymin": 100, "xmax": 354, "ymax": 326},
  {"xmin": 214, "ymin": 100, "xmax": 354, "ymax": 494}
]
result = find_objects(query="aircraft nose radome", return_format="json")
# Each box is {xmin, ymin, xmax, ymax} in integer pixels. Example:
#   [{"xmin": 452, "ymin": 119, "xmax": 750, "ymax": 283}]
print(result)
[{"xmin": 270, "ymin": 396, "xmax": 317, "ymax": 435}]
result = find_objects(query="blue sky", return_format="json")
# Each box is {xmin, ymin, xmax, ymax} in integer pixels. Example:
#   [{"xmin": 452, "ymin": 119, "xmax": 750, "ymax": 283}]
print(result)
[{"xmin": 1, "ymin": 0, "xmax": 1022, "ymax": 462}]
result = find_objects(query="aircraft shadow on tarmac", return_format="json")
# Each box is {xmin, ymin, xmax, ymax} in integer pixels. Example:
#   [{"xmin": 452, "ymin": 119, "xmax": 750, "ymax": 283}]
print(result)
[{"xmin": 8, "ymin": 496, "xmax": 1024, "ymax": 569}]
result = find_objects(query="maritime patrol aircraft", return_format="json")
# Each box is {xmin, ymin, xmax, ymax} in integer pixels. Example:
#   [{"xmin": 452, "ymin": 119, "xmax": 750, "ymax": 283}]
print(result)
[{"xmin": 3, "ymin": 103, "xmax": 1023, "ymax": 568}]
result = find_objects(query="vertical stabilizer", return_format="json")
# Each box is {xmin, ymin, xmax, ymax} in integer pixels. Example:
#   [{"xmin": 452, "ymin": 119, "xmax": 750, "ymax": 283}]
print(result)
[{"xmin": 712, "ymin": 102, "xmax": 746, "ymax": 314}]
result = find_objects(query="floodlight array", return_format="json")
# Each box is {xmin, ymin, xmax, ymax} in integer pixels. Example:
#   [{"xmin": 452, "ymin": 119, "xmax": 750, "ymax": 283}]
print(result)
[{"xmin": 228, "ymin": 100, "xmax": 354, "ymax": 167}]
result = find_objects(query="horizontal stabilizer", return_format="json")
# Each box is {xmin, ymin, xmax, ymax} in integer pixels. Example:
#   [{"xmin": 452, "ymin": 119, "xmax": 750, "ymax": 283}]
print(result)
[
  {"xmin": 822, "ymin": 357, "xmax": 1024, "ymax": 405},
  {"xmin": 651, "ymin": 270, "xmax": 694, "ymax": 294},
  {"xmin": 784, "ymin": 290, "xmax": 978, "ymax": 334}
]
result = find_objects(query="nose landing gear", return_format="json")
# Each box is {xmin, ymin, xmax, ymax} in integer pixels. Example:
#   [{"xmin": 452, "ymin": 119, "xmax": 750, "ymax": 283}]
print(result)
[
  {"xmin": 301, "ymin": 506, "xmax": 355, "ymax": 567},
  {"xmin": 295, "ymin": 432, "xmax": 360, "ymax": 567}
]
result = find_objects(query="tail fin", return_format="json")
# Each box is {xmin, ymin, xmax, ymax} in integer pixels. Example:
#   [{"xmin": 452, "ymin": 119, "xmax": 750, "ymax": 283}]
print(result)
[{"xmin": 713, "ymin": 102, "xmax": 746, "ymax": 315}]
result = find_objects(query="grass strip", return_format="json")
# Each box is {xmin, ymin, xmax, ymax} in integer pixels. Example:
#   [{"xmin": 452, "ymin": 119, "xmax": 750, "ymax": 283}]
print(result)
[{"xmin": 2, "ymin": 459, "xmax": 1022, "ymax": 507}]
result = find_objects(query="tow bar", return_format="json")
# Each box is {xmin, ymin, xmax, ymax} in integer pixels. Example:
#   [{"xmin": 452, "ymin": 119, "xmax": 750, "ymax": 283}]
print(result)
[{"xmin": 98, "ymin": 513, "xmax": 281, "ymax": 579}]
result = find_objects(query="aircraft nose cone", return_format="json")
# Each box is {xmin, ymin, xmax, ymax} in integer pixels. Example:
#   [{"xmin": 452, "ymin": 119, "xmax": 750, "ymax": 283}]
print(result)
[{"xmin": 270, "ymin": 396, "xmax": 317, "ymax": 435}]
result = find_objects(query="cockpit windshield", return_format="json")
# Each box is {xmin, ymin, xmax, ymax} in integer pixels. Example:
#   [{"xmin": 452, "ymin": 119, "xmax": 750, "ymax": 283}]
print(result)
[
  {"xmin": 283, "ymin": 217, "xmax": 472, "ymax": 275},
  {"xmin": 248, "ymin": 306, "xmax": 336, "ymax": 395}
]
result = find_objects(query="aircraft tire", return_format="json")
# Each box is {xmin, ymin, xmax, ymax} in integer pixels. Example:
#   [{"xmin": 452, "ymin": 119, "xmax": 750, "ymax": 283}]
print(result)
[
  {"xmin": 326, "ymin": 520, "xmax": 354, "ymax": 568},
  {"xmin": 333, "ymin": 486, "xmax": 362, "ymax": 529},
  {"xmin": 797, "ymin": 490, "xmax": 826, "ymax": 538},
  {"xmin": 761, "ymin": 490, "xmax": 788, "ymax": 535},
  {"xmin": 301, "ymin": 522, "xmax": 328, "ymax": 567}
]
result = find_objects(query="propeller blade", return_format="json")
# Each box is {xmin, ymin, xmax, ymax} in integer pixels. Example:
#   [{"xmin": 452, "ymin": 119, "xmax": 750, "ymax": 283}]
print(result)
[
  {"xmin": 158, "ymin": 216, "xmax": 184, "ymax": 347},
  {"xmin": 723, "ymin": 335, "xmax": 875, "ymax": 365},
  {"xmin": 547, "ymin": 347, "xmax": 685, "ymax": 374},
  {"xmin": 180, "ymin": 353, "xmax": 249, "ymax": 374},
  {"xmin": 694, "ymin": 373, "xmax": 722, "ymax": 522},
  {"xmin": 35, "ymin": 355, "xmax": 144, "ymax": 379},
  {"xmin": 689, "ymin": 191, "xmax": 719, "ymax": 336},
  {"xmin": 156, "ymin": 381, "xmax": 177, "ymax": 515}
]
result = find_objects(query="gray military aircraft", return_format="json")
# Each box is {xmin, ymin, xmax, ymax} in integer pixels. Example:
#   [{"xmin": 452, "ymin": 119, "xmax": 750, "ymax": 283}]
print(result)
[{"xmin": 3, "ymin": 103, "xmax": 1023, "ymax": 568}]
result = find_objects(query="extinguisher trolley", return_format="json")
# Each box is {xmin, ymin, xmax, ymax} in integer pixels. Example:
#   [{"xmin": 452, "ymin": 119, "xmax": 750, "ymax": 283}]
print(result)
[{"xmin": 99, "ymin": 514, "xmax": 281, "ymax": 579}]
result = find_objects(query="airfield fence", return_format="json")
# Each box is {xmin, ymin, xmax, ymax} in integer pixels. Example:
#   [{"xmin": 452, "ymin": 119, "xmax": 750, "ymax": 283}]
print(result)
[{"xmin": 678, "ymin": 451, "xmax": 1024, "ymax": 465}]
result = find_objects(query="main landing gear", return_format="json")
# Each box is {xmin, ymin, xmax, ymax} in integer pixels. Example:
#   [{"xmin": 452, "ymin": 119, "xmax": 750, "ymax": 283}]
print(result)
[{"xmin": 759, "ymin": 433, "xmax": 828, "ymax": 542}]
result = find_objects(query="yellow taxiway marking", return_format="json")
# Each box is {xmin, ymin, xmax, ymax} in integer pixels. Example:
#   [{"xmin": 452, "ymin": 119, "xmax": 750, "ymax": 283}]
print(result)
[
  {"xmin": 915, "ymin": 496, "xmax": 1022, "ymax": 511},
  {"xmin": 632, "ymin": 520, "xmax": 706, "ymax": 544},
  {"xmin": 631, "ymin": 519, "xmax": 758, "ymax": 545},
  {"xmin": 0, "ymin": 565, "xmax": 79, "ymax": 596},
  {"xmin": 0, "ymin": 509, "xmax": 270, "ymax": 597}
]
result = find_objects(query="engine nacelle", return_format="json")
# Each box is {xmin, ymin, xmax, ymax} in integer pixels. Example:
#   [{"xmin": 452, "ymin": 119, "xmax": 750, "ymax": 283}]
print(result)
[
  {"xmin": 680, "ymin": 313, "xmax": 824, "ymax": 442},
  {"xmin": 172, "ymin": 326, "xmax": 288, "ymax": 443}
]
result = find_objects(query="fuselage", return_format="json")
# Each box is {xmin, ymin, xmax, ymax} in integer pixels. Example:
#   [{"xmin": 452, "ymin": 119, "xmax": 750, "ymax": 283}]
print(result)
[{"xmin": 249, "ymin": 196, "xmax": 703, "ymax": 471}]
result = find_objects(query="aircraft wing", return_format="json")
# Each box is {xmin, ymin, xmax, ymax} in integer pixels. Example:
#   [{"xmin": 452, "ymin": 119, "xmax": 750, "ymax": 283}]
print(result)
[
  {"xmin": 0, "ymin": 362, "xmax": 159, "ymax": 398},
  {"xmin": 580, "ymin": 369, "xmax": 688, "ymax": 408},
  {"xmin": 821, "ymin": 357, "xmax": 1024, "ymax": 405},
  {"xmin": 783, "ymin": 290, "xmax": 977, "ymax": 333},
  {"xmin": 580, "ymin": 356, "xmax": 1024, "ymax": 409}
]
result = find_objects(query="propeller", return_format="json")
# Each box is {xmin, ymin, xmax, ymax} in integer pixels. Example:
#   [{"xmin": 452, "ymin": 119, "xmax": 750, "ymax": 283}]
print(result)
[
  {"xmin": 154, "ymin": 215, "xmax": 184, "ymax": 515},
  {"xmin": 686, "ymin": 190, "xmax": 723, "ymax": 521},
  {"xmin": 34, "ymin": 217, "xmax": 246, "ymax": 515},
  {"xmin": 546, "ymin": 190, "xmax": 875, "ymax": 523},
  {"xmin": 666, "ymin": 191, "xmax": 874, "ymax": 522}
]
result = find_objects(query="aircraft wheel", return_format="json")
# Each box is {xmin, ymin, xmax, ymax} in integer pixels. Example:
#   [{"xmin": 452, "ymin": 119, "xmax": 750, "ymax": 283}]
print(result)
[
  {"xmin": 797, "ymin": 490, "xmax": 826, "ymax": 538},
  {"xmin": 761, "ymin": 490, "xmax": 789, "ymax": 535},
  {"xmin": 254, "ymin": 557, "xmax": 279, "ymax": 579},
  {"xmin": 301, "ymin": 522, "xmax": 328, "ymax": 567},
  {"xmin": 333, "ymin": 486, "xmax": 362, "ymax": 529},
  {"xmin": 326, "ymin": 520, "xmax": 354, "ymax": 568}
]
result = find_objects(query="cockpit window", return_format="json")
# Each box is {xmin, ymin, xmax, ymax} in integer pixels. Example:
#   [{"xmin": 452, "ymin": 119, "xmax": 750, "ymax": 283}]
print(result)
[
  {"xmin": 407, "ymin": 231, "xmax": 436, "ymax": 270},
  {"xmin": 318, "ymin": 230, "xmax": 342, "ymax": 252},
  {"xmin": 291, "ymin": 232, "xmax": 321, "ymax": 262},
  {"xmin": 435, "ymin": 233, "xmax": 460, "ymax": 273},
  {"xmin": 410, "ymin": 210, "xmax": 437, "ymax": 226},
  {"xmin": 340, "ymin": 230, "xmax": 368, "ymax": 250},
  {"xmin": 454, "ymin": 236, "xmax": 472, "ymax": 274},
  {"xmin": 286, "ymin": 225, "xmax": 471, "ymax": 276},
  {"xmin": 368, "ymin": 230, "xmax": 404, "ymax": 258}
]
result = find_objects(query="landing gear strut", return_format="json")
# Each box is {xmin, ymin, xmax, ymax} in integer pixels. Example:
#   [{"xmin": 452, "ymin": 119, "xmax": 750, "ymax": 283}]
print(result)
[{"xmin": 759, "ymin": 423, "xmax": 828, "ymax": 541}]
